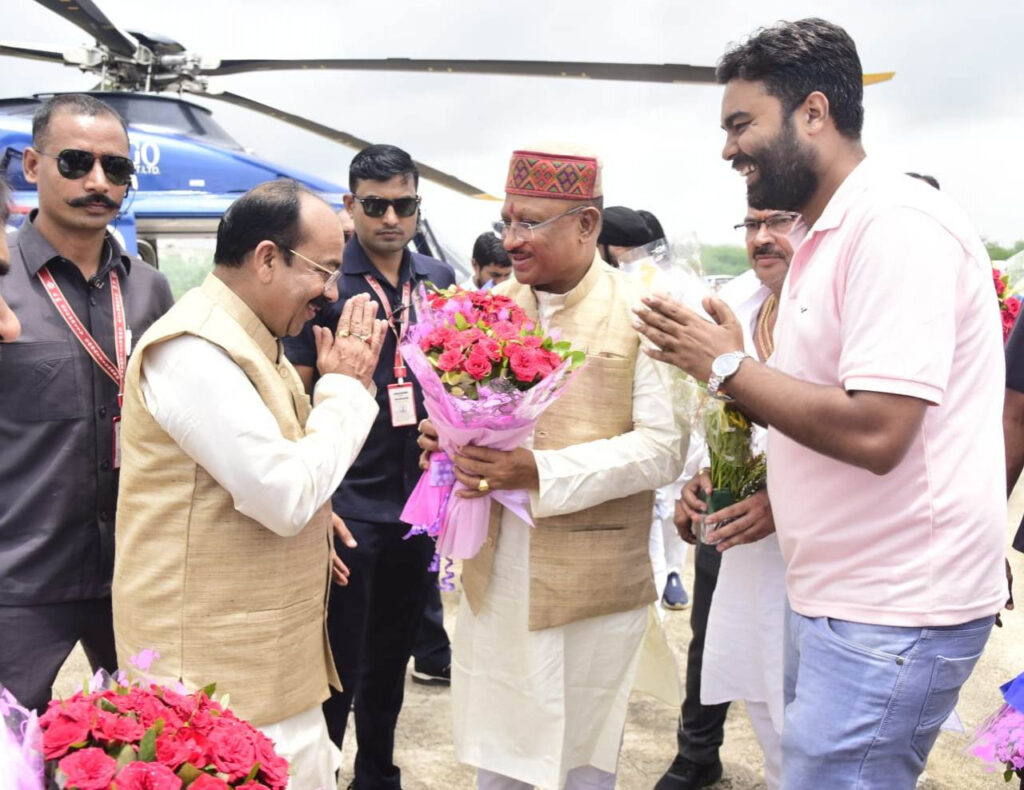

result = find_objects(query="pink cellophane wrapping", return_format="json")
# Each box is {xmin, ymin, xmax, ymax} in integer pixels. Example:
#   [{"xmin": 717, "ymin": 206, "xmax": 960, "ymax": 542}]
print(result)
[
  {"xmin": 0, "ymin": 687, "xmax": 44, "ymax": 789},
  {"xmin": 399, "ymin": 327, "xmax": 578, "ymax": 560}
]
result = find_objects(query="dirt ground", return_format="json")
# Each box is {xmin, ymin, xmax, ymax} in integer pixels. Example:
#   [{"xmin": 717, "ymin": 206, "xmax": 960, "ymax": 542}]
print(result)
[{"xmin": 56, "ymin": 488, "xmax": 1024, "ymax": 788}]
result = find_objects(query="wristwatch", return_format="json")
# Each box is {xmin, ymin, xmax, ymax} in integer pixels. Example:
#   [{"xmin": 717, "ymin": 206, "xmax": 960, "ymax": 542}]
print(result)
[{"xmin": 707, "ymin": 351, "xmax": 749, "ymax": 401}]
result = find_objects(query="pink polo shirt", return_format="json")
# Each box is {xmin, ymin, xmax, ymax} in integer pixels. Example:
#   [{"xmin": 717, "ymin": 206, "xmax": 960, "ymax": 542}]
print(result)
[{"xmin": 768, "ymin": 158, "xmax": 1006, "ymax": 626}]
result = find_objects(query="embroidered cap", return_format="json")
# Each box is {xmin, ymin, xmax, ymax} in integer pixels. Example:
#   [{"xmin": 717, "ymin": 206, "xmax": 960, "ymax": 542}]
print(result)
[{"xmin": 505, "ymin": 149, "xmax": 602, "ymax": 201}]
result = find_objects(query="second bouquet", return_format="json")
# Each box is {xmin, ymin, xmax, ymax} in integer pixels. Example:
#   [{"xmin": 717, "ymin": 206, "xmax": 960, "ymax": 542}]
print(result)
[{"xmin": 400, "ymin": 285, "xmax": 584, "ymax": 562}]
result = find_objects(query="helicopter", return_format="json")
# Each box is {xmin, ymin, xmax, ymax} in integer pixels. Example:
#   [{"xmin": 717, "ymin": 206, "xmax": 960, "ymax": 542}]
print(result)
[{"xmin": 0, "ymin": 0, "xmax": 893, "ymax": 296}]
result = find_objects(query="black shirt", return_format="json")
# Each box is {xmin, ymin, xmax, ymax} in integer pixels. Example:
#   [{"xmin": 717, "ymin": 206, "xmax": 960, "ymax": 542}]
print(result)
[
  {"xmin": 283, "ymin": 236, "xmax": 455, "ymax": 523},
  {"xmin": 0, "ymin": 214, "xmax": 174, "ymax": 603}
]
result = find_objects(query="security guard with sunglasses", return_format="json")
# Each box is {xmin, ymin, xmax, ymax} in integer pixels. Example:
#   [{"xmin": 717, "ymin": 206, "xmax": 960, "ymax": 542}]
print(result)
[
  {"xmin": 284, "ymin": 143, "xmax": 454, "ymax": 790},
  {"xmin": 0, "ymin": 94, "xmax": 173, "ymax": 712}
]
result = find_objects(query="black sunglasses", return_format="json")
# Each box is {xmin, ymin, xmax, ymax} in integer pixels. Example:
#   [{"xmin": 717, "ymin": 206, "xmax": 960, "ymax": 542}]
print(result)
[
  {"xmin": 38, "ymin": 148, "xmax": 135, "ymax": 186},
  {"xmin": 353, "ymin": 195, "xmax": 420, "ymax": 219}
]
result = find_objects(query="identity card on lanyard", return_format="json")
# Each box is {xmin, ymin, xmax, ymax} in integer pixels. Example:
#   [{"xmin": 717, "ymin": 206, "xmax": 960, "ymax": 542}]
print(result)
[
  {"xmin": 363, "ymin": 275, "xmax": 417, "ymax": 427},
  {"xmin": 38, "ymin": 265, "xmax": 128, "ymax": 467}
]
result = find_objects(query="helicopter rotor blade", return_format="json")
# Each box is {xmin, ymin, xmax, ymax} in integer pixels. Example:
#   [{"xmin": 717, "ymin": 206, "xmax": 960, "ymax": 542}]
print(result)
[
  {"xmin": 0, "ymin": 41, "xmax": 68, "ymax": 64},
  {"xmin": 201, "ymin": 57, "xmax": 719, "ymax": 84},
  {"xmin": 191, "ymin": 89, "xmax": 499, "ymax": 200},
  {"xmin": 34, "ymin": 0, "xmax": 138, "ymax": 58}
]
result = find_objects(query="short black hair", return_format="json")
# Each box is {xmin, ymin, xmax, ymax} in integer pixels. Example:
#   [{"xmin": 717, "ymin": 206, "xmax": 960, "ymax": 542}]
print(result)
[
  {"xmin": 214, "ymin": 179, "xmax": 325, "ymax": 267},
  {"xmin": 349, "ymin": 144, "xmax": 419, "ymax": 192},
  {"xmin": 717, "ymin": 18, "xmax": 864, "ymax": 140},
  {"xmin": 32, "ymin": 93, "xmax": 129, "ymax": 149},
  {"xmin": 472, "ymin": 233, "xmax": 510, "ymax": 267},
  {"xmin": 906, "ymin": 172, "xmax": 940, "ymax": 190},
  {"xmin": 636, "ymin": 209, "xmax": 665, "ymax": 241}
]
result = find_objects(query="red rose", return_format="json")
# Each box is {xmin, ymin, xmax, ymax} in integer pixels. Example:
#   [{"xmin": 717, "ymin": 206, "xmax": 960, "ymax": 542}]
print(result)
[
  {"xmin": 436, "ymin": 348, "xmax": 463, "ymax": 372},
  {"xmin": 509, "ymin": 348, "xmax": 540, "ymax": 383},
  {"xmin": 249, "ymin": 729, "xmax": 289, "ymax": 789},
  {"xmin": 113, "ymin": 761, "xmax": 183, "ymax": 789},
  {"xmin": 207, "ymin": 723, "xmax": 258, "ymax": 780},
  {"xmin": 237, "ymin": 784, "xmax": 271, "ymax": 790},
  {"xmin": 41, "ymin": 708, "xmax": 93, "ymax": 760},
  {"xmin": 155, "ymin": 731, "xmax": 195, "ymax": 770},
  {"xmin": 994, "ymin": 267, "xmax": 1008, "ymax": 297},
  {"xmin": 93, "ymin": 710, "xmax": 146, "ymax": 744},
  {"xmin": 475, "ymin": 337, "xmax": 502, "ymax": 362},
  {"xmin": 464, "ymin": 352, "xmax": 492, "ymax": 381},
  {"xmin": 522, "ymin": 335, "xmax": 544, "ymax": 349},
  {"xmin": 57, "ymin": 747, "xmax": 118, "ymax": 790},
  {"xmin": 188, "ymin": 774, "xmax": 230, "ymax": 789}
]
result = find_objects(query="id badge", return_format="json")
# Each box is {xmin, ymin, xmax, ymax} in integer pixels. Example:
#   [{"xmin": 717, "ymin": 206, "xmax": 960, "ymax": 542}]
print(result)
[
  {"xmin": 387, "ymin": 382, "xmax": 418, "ymax": 428},
  {"xmin": 112, "ymin": 415, "xmax": 122, "ymax": 470}
]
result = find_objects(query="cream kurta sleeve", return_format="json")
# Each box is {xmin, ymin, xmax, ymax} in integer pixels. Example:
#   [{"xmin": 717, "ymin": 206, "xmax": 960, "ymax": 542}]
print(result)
[
  {"xmin": 140, "ymin": 334, "xmax": 378, "ymax": 537},
  {"xmin": 530, "ymin": 350, "xmax": 687, "ymax": 518}
]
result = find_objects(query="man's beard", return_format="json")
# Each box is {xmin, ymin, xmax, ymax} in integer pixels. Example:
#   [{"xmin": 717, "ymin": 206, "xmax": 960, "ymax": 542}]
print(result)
[{"xmin": 739, "ymin": 118, "xmax": 819, "ymax": 213}]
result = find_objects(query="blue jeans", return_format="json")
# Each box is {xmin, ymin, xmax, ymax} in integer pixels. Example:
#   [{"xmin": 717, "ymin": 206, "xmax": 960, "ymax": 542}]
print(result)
[{"xmin": 782, "ymin": 605, "xmax": 994, "ymax": 789}]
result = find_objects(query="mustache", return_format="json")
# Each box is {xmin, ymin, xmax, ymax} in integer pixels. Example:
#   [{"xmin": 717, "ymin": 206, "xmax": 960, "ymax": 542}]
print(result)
[
  {"xmin": 753, "ymin": 243, "xmax": 785, "ymax": 258},
  {"xmin": 68, "ymin": 194, "xmax": 120, "ymax": 210},
  {"xmin": 310, "ymin": 294, "xmax": 332, "ymax": 311},
  {"xmin": 732, "ymin": 154, "xmax": 757, "ymax": 171}
]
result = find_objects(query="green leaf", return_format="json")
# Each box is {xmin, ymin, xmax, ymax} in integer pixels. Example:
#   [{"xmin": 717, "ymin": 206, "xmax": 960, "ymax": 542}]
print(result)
[
  {"xmin": 201, "ymin": 682, "xmax": 217, "ymax": 697},
  {"xmin": 99, "ymin": 698, "xmax": 119, "ymax": 713},
  {"xmin": 176, "ymin": 762, "xmax": 203, "ymax": 784},
  {"xmin": 453, "ymin": 312, "xmax": 468, "ymax": 330},
  {"xmin": 137, "ymin": 720, "xmax": 162, "ymax": 762},
  {"xmin": 244, "ymin": 763, "xmax": 261, "ymax": 783},
  {"xmin": 115, "ymin": 743, "xmax": 135, "ymax": 769},
  {"xmin": 1004, "ymin": 767, "xmax": 1014, "ymax": 781}
]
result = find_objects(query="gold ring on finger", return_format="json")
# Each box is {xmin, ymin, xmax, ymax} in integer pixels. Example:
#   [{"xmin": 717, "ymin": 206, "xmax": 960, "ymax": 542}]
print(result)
[
  {"xmin": 337, "ymin": 328, "xmax": 351, "ymax": 338},
  {"xmin": 357, "ymin": 332, "xmax": 372, "ymax": 342},
  {"xmin": 477, "ymin": 477, "xmax": 490, "ymax": 493}
]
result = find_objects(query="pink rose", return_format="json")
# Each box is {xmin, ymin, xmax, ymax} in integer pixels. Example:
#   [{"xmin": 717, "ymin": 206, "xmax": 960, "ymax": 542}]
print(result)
[
  {"xmin": 522, "ymin": 335, "xmax": 544, "ymax": 349},
  {"xmin": 475, "ymin": 337, "xmax": 502, "ymax": 362},
  {"xmin": 155, "ymin": 732, "xmax": 194, "ymax": 770},
  {"xmin": 464, "ymin": 351, "xmax": 492, "ymax": 381},
  {"xmin": 207, "ymin": 723, "xmax": 258, "ymax": 780},
  {"xmin": 509, "ymin": 348, "xmax": 540, "ymax": 383},
  {"xmin": 436, "ymin": 348, "xmax": 463, "ymax": 372},
  {"xmin": 491, "ymin": 320, "xmax": 519, "ymax": 340},
  {"xmin": 57, "ymin": 747, "xmax": 118, "ymax": 790},
  {"xmin": 113, "ymin": 761, "xmax": 183, "ymax": 790},
  {"xmin": 249, "ymin": 729, "xmax": 289, "ymax": 789},
  {"xmin": 237, "ymin": 783, "xmax": 271, "ymax": 790}
]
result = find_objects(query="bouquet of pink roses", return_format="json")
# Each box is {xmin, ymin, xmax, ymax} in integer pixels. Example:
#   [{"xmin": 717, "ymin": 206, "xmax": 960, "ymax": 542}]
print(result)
[
  {"xmin": 399, "ymin": 284, "xmax": 584, "ymax": 564},
  {"xmin": 0, "ymin": 651, "xmax": 288, "ymax": 789},
  {"xmin": 970, "ymin": 670, "xmax": 1024, "ymax": 781}
]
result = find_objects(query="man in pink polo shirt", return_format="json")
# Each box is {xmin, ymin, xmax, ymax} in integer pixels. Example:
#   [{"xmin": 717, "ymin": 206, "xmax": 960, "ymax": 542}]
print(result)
[{"xmin": 635, "ymin": 17, "xmax": 1005, "ymax": 789}]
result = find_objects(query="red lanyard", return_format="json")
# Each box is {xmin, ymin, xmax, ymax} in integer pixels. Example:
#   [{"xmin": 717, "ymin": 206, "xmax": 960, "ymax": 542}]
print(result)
[
  {"xmin": 363, "ymin": 275, "xmax": 411, "ymax": 381},
  {"xmin": 38, "ymin": 265, "xmax": 127, "ymax": 408}
]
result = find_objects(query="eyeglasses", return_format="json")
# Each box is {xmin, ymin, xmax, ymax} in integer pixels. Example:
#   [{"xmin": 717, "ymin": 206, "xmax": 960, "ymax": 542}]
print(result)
[
  {"xmin": 733, "ymin": 212, "xmax": 799, "ymax": 235},
  {"xmin": 36, "ymin": 148, "xmax": 135, "ymax": 186},
  {"xmin": 288, "ymin": 248, "xmax": 342, "ymax": 293},
  {"xmin": 352, "ymin": 195, "xmax": 420, "ymax": 218},
  {"xmin": 495, "ymin": 206, "xmax": 588, "ymax": 243}
]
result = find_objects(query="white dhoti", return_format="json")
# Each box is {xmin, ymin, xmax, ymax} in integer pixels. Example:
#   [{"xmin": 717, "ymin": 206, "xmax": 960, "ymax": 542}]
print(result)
[
  {"xmin": 701, "ymin": 534, "xmax": 787, "ymax": 788},
  {"xmin": 452, "ymin": 515, "xmax": 648, "ymax": 790},
  {"xmin": 258, "ymin": 705, "xmax": 340, "ymax": 790}
]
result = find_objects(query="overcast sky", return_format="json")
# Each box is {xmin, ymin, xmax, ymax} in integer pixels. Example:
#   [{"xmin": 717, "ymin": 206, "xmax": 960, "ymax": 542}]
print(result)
[{"xmin": 2, "ymin": 0, "xmax": 1022, "ymax": 260}]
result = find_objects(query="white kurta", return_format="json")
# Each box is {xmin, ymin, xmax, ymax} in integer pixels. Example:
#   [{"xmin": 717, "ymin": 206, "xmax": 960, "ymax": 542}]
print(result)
[
  {"xmin": 698, "ymin": 271, "xmax": 787, "ymax": 734},
  {"xmin": 140, "ymin": 334, "xmax": 378, "ymax": 790},
  {"xmin": 452, "ymin": 289, "xmax": 685, "ymax": 790}
]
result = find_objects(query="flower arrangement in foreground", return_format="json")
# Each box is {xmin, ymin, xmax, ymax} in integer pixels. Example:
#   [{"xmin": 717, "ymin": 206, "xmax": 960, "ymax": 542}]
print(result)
[
  {"xmin": 696, "ymin": 397, "xmax": 767, "ymax": 544},
  {"xmin": 994, "ymin": 265, "xmax": 1022, "ymax": 342},
  {"xmin": 0, "ymin": 651, "xmax": 287, "ymax": 789},
  {"xmin": 400, "ymin": 284, "xmax": 585, "ymax": 565},
  {"xmin": 971, "ymin": 671, "xmax": 1024, "ymax": 781}
]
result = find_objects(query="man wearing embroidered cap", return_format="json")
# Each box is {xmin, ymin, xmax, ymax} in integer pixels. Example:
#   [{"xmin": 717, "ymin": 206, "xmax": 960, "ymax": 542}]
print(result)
[{"xmin": 421, "ymin": 148, "xmax": 686, "ymax": 789}]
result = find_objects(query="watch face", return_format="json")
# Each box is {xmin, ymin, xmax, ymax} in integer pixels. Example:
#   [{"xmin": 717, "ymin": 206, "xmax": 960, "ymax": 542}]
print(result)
[{"xmin": 712, "ymin": 352, "xmax": 740, "ymax": 378}]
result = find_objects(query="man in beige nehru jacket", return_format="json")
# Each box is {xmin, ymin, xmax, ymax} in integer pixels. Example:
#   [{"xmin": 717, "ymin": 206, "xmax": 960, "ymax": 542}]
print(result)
[
  {"xmin": 422, "ymin": 149, "xmax": 687, "ymax": 789},
  {"xmin": 113, "ymin": 179, "xmax": 385, "ymax": 788}
]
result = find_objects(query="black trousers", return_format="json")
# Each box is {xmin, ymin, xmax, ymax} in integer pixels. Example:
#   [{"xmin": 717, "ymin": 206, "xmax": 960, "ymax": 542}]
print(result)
[
  {"xmin": 0, "ymin": 597, "xmax": 117, "ymax": 713},
  {"xmin": 676, "ymin": 542, "xmax": 732, "ymax": 764},
  {"xmin": 323, "ymin": 518, "xmax": 436, "ymax": 790},
  {"xmin": 412, "ymin": 569, "xmax": 451, "ymax": 671}
]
